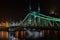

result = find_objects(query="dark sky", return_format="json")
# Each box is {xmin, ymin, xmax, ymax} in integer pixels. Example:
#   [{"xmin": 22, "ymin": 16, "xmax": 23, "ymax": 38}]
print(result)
[{"xmin": 0, "ymin": 0, "xmax": 60, "ymax": 21}]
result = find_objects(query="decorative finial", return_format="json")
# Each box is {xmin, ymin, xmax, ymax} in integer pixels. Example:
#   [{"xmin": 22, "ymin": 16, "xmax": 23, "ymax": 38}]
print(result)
[
  {"xmin": 38, "ymin": 3, "xmax": 40, "ymax": 12},
  {"xmin": 29, "ymin": 1, "xmax": 32, "ymax": 12}
]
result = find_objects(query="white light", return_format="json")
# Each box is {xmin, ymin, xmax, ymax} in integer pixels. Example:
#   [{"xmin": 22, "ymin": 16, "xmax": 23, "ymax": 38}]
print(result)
[{"xmin": 51, "ymin": 11, "xmax": 54, "ymax": 14}]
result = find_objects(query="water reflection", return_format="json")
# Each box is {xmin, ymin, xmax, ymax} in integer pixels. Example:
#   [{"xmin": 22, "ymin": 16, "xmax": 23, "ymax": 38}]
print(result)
[{"xmin": 0, "ymin": 31, "xmax": 8, "ymax": 40}]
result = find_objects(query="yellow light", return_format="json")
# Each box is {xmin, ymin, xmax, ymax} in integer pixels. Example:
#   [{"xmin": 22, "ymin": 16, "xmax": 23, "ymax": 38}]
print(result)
[
  {"xmin": 2, "ymin": 31, "xmax": 3, "ymax": 38},
  {"xmin": 0, "ymin": 31, "xmax": 8, "ymax": 39},
  {"xmin": 21, "ymin": 31, "xmax": 24, "ymax": 38},
  {"xmin": 5, "ymin": 21, "xmax": 9, "ymax": 27},
  {"xmin": 6, "ymin": 32, "xmax": 8, "ymax": 38},
  {"xmin": 15, "ymin": 31, "xmax": 19, "ymax": 38},
  {"xmin": 1, "ymin": 22, "xmax": 6, "ymax": 27},
  {"xmin": 3, "ymin": 31, "xmax": 8, "ymax": 38},
  {"xmin": 0, "ymin": 31, "xmax": 3, "ymax": 38},
  {"xmin": 0, "ymin": 21, "xmax": 9, "ymax": 27}
]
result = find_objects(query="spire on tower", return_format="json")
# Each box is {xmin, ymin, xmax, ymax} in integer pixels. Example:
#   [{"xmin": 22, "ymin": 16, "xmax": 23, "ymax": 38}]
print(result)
[
  {"xmin": 29, "ymin": 1, "xmax": 32, "ymax": 12},
  {"xmin": 38, "ymin": 3, "xmax": 40, "ymax": 12},
  {"xmin": 29, "ymin": 4, "xmax": 31, "ymax": 11}
]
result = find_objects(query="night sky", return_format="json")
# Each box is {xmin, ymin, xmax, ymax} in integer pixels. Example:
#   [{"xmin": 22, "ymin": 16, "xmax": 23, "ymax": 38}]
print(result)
[{"xmin": 0, "ymin": 0, "xmax": 60, "ymax": 21}]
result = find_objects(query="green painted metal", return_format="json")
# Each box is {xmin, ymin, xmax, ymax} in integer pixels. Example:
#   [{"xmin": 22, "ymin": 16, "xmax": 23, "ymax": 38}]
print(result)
[
  {"xmin": 20, "ymin": 5, "xmax": 60, "ymax": 27},
  {"xmin": 20, "ymin": 11, "xmax": 60, "ymax": 27}
]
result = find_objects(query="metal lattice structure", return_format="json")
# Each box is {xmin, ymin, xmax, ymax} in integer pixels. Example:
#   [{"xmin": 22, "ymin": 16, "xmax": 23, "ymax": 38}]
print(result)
[
  {"xmin": 20, "ymin": 5, "xmax": 60, "ymax": 28},
  {"xmin": 8, "ymin": 4, "xmax": 60, "ymax": 28},
  {"xmin": 8, "ymin": 4, "xmax": 60, "ymax": 40}
]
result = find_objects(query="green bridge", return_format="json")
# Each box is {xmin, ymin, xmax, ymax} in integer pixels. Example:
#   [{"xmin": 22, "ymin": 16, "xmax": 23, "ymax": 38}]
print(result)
[{"xmin": 20, "ymin": 5, "xmax": 60, "ymax": 28}]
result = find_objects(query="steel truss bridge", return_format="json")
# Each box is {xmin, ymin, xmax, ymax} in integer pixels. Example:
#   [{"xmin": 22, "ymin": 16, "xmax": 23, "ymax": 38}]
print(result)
[
  {"xmin": 8, "ymin": 5, "xmax": 60, "ymax": 40},
  {"xmin": 20, "ymin": 6, "xmax": 60, "ymax": 28},
  {"xmin": 21, "ymin": 11, "xmax": 60, "ymax": 26},
  {"xmin": 8, "ymin": 5, "xmax": 60, "ymax": 28}
]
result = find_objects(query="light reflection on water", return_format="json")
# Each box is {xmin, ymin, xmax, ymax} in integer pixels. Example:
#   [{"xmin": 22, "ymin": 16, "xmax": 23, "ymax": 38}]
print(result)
[
  {"xmin": 0, "ymin": 31, "xmax": 8, "ymax": 39},
  {"xmin": 0, "ymin": 29, "xmax": 59, "ymax": 40}
]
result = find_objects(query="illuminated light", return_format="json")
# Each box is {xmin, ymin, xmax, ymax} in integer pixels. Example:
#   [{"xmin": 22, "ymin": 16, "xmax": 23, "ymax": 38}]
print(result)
[
  {"xmin": 30, "ymin": 12, "xmax": 60, "ymax": 22},
  {"xmin": 2, "ymin": 31, "xmax": 3, "ymax": 38},
  {"xmin": 1, "ymin": 22, "xmax": 6, "ymax": 27},
  {"xmin": 21, "ymin": 31, "xmax": 24, "ymax": 38},
  {"xmin": 50, "ymin": 11, "xmax": 55, "ymax": 14},
  {"xmin": 5, "ymin": 21, "xmax": 9, "ymax": 27},
  {"xmin": 21, "ymin": 11, "xmax": 60, "ymax": 26},
  {"xmin": 0, "ymin": 31, "xmax": 3, "ymax": 38},
  {"xmin": 0, "ymin": 21, "xmax": 9, "ymax": 27},
  {"xmin": 32, "ymin": 11, "xmax": 37, "ymax": 15},
  {"xmin": 9, "ymin": 22, "xmax": 16, "ymax": 26},
  {"xmin": 0, "ymin": 31, "xmax": 8, "ymax": 39},
  {"xmin": 38, "ymin": 13, "xmax": 58, "ymax": 19},
  {"xmin": 3, "ymin": 31, "xmax": 8, "ymax": 38},
  {"xmin": 15, "ymin": 31, "xmax": 19, "ymax": 38},
  {"xmin": 19, "ymin": 5, "xmax": 60, "ymax": 27},
  {"xmin": 20, "ymin": 31, "xmax": 26, "ymax": 38},
  {"xmin": 49, "ymin": 10, "xmax": 57, "ymax": 15},
  {"xmin": 37, "ymin": 15, "xmax": 60, "ymax": 22},
  {"xmin": 6, "ymin": 32, "xmax": 8, "ymax": 38},
  {"xmin": 9, "ymin": 22, "xmax": 20, "ymax": 26},
  {"xmin": 15, "ymin": 22, "xmax": 20, "ymax": 26}
]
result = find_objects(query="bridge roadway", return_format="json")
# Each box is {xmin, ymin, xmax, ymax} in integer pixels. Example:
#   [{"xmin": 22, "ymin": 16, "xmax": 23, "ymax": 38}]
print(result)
[{"xmin": 0, "ymin": 26, "xmax": 60, "ymax": 31}]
